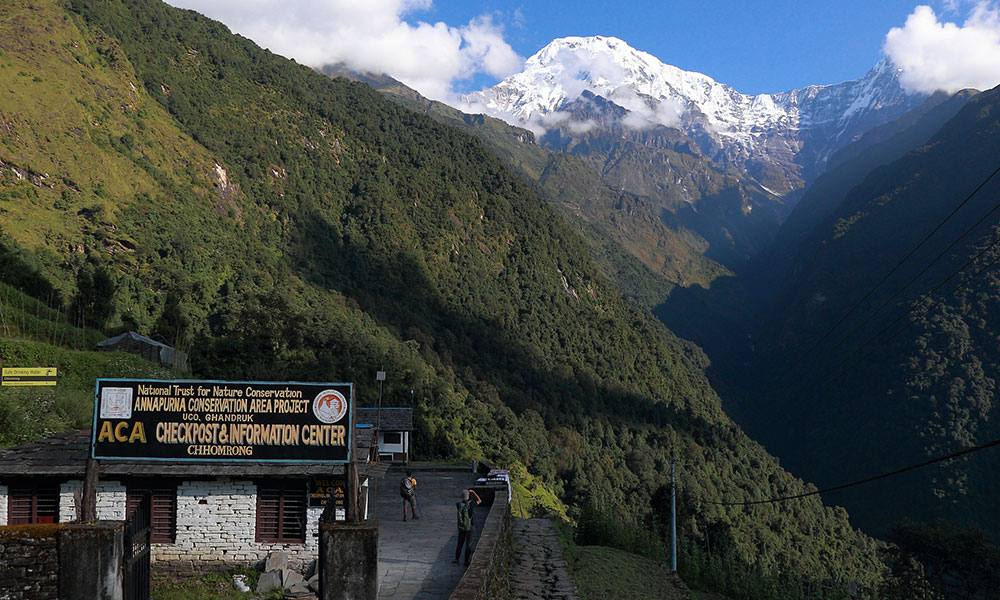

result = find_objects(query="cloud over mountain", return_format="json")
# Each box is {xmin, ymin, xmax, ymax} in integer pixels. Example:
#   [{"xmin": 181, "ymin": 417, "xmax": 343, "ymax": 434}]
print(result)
[
  {"xmin": 884, "ymin": 2, "xmax": 1000, "ymax": 94},
  {"xmin": 165, "ymin": 0, "xmax": 523, "ymax": 102}
]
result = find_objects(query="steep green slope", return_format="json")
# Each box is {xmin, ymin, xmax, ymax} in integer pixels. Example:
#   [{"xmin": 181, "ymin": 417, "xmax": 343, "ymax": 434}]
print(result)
[
  {"xmin": 741, "ymin": 85, "xmax": 1000, "ymax": 540},
  {"xmin": 651, "ymin": 90, "xmax": 980, "ymax": 389},
  {"xmin": 757, "ymin": 90, "xmax": 976, "ymax": 296},
  {"xmin": 0, "ymin": 0, "xmax": 886, "ymax": 589},
  {"xmin": 324, "ymin": 65, "xmax": 730, "ymax": 304}
]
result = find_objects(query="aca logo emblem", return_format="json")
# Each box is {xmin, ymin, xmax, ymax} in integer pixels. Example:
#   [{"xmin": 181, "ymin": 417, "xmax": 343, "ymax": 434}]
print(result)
[{"xmin": 312, "ymin": 389, "xmax": 348, "ymax": 424}]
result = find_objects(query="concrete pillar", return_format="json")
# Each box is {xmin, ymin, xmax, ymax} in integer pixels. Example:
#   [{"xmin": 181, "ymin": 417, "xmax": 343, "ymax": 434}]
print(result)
[
  {"xmin": 58, "ymin": 522, "xmax": 124, "ymax": 600},
  {"xmin": 319, "ymin": 521, "xmax": 379, "ymax": 600}
]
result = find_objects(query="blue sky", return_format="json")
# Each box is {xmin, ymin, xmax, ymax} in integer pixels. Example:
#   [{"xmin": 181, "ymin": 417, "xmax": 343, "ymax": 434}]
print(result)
[
  {"xmin": 169, "ymin": 0, "xmax": 1000, "ymax": 103},
  {"xmin": 419, "ymin": 0, "xmax": 928, "ymax": 94}
]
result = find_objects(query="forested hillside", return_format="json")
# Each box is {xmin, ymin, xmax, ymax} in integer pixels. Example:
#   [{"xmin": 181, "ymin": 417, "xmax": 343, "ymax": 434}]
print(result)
[
  {"xmin": 323, "ymin": 64, "xmax": 730, "ymax": 308},
  {"xmin": 736, "ymin": 84, "xmax": 1000, "ymax": 541},
  {"xmin": 1, "ymin": 0, "xmax": 886, "ymax": 591}
]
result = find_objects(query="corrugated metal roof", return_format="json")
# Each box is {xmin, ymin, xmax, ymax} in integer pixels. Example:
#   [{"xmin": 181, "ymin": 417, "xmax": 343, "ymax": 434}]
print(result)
[
  {"xmin": 356, "ymin": 407, "xmax": 413, "ymax": 431},
  {"xmin": 95, "ymin": 331, "xmax": 171, "ymax": 350}
]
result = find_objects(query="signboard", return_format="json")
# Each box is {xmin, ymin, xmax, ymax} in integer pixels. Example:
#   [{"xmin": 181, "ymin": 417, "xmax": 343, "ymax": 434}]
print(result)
[
  {"xmin": 92, "ymin": 379, "xmax": 353, "ymax": 462},
  {"xmin": 2, "ymin": 367, "xmax": 57, "ymax": 387},
  {"xmin": 310, "ymin": 476, "xmax": 345, "ymax": 508}
]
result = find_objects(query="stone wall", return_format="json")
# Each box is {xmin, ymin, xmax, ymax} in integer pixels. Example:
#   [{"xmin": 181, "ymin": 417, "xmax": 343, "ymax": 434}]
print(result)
[
  {"xmin": 1, "ymin": 477, "xmax": 328, "ymax": 572},
  {"xmin": 60, "ymin": 480, "xmax": 128, "ymax": 522},
  {"xmin": 153, "ymin": 478, "xmax": 322, "ymax": 572},
  {"xmin": 448, "ymin": 487, "xmax": 513, "ymax": 600},
  {"xmin": 0, "ymin": 524, "xmax": 63, "ymax": 600}
]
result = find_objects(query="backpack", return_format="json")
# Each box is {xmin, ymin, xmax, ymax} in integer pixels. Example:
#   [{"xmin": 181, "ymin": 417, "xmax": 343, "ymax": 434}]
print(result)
[
  {"xmin": 400, "ymin": 476, "xmax": 414, "ymax": 498},
  {"xmin": 457, "ymin": 500, "xmax": 472, "ymax": 532}
]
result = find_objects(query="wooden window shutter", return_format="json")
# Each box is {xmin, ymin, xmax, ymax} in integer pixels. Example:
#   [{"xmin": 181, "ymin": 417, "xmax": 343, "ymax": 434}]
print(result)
[
  {"xmin": 127, "ymin": 481, "xmax": 177, "ymax": 543},
  {"xmin": 256, "ymin": 480, "xmax": 306, "ymax": 543},
  {"xmin": 8, "ymin": 481, "xmax": 59, "ymax": 524}
]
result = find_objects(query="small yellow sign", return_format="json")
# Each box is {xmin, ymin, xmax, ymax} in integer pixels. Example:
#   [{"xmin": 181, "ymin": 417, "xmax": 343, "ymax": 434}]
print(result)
[
  {"xmin": 3, "ymin": 367, "xmax": 58, "ymax": 377},
  {"xmin": 1, "ymin": 367, "xmax": 58, "ymax": 386}
]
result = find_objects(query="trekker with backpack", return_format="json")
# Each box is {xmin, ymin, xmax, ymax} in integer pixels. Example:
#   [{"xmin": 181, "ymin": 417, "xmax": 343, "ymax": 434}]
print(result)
[
  {"xmin": 452, "ymin": 488, "xmax": 481, "ymax": 566},
  {"xmin": 400, "ymin": 470, "xmax": 419, "ymax": 521}
]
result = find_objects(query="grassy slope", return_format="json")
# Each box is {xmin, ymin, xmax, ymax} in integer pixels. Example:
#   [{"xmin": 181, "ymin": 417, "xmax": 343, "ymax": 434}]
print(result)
[
  {"xmin": 571, "ymin": 545, "xmax": 690, "ymax": 600},
  {"xmin": 0, "ymin": 283, "xmax": 169, "ymax": 447},
  {"xmin": 0, "ymin": 0, "xmax": 888, "ymax": 589},
  {"xmin": 0, "ymin": 0, "xmax": 217, "ymax": 243}
]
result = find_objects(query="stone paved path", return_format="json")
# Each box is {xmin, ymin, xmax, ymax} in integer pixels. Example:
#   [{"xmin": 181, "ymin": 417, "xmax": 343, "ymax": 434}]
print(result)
[
  {"xmin": 510, "ymin": 518, "xmax": 581, "ymax": 600},
  {"xmin": 375, "ymin": 466, "xmax": 483, "ymax": 600}
]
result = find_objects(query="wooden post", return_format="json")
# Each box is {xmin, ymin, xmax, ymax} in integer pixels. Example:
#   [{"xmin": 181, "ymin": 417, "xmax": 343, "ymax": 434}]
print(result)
[
  {"xmin": 81, "ymin": 457, "xmax": 99, "ymax": 522},
  {"xmin": 346, "ymin": 461, "xmax": 360, "ymax": 522}
]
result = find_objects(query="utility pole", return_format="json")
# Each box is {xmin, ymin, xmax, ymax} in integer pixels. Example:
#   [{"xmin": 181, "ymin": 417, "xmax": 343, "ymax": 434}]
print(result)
[
  {"xmin": 670, "ymin": 461, "xmax": 677, "ymax": 572},
  {"xmin": 376, "ymin": 367, "xmax": 385, "ymax": 462},
  {"xmin": 345, "ymin": 386, "xmax": 360, "ymax": 522}
]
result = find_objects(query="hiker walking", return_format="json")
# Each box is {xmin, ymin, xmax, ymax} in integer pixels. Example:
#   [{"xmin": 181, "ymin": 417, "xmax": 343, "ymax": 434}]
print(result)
[
  {"xmin": 400, "ymin": 470, "xmax": 419, "ymax": 521},
  {"xmin": 452, "ymin": 488, "xmax": 481, "ymax": 566}
]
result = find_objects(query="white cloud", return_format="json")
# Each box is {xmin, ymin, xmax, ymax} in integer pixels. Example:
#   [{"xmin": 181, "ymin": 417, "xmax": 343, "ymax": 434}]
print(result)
[
  {"xmin": 884, "ymin": 3, "xmax": 1000, "ymax": 94},
  {"xmin": 607, "ymin": 86, "xmax": 683, "ymax": 130},
  {"xmin": 566, "ymin": 118, "xmax": 598, "ymax": 134},
  {"xmin": 164, "ymin": 0, "xmax": 523, "ymax": 103}
]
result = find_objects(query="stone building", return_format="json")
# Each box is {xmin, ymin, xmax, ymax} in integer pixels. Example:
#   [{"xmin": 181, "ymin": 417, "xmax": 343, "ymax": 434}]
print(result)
[{"xmin": 0, "ymin": 428, "xmax": 379, "ymax": 571}]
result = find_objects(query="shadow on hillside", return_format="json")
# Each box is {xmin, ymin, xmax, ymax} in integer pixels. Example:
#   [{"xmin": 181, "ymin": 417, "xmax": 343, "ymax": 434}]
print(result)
[
  {"xmin": 653, "ymin": 275, "xmax": 756, "ymax": 386},
  {"xmin": 290, "ymin": 209, "xmax": 725, "ymax": 449}
]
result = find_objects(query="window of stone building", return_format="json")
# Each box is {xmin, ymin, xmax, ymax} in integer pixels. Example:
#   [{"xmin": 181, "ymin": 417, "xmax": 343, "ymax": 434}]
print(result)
[
  {"xmin": 8, "ymin": 480, "xmax": 59, "ymax": 524},
  {"xmin": 126, "ymin": 481, "xmax": 178, "ymax": 543},
  {"xmin": 256, "ymin": 480, "xmax": 307, "ymax": 543},
  {"xmin": 382, "ymin": 431, "xmax": 402, "ymax": 445}
]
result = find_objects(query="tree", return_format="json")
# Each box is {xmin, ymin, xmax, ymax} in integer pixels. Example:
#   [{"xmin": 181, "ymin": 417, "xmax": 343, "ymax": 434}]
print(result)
[
  {"xmin": 152, "ymin": 291, "xmax": 190, "ymax": 349},
  {"xmin": 883, "ymin": 519, "xmax": 1000, "ymax": 599},
  {"xmin": 71, "ymin": 262, "xmax": 115, "ymax": 330}
]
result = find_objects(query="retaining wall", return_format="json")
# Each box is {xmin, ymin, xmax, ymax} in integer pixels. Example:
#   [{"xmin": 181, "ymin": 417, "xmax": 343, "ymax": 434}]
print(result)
[
  {"xmin": 448, "ymin": 486, "xmax": 513, "ymax": 600},
  {"xmin": 0, "ymin": 524, "xmax": 63, "ymax": 600}
]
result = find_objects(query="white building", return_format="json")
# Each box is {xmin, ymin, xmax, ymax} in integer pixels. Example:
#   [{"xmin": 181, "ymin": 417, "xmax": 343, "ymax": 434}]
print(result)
[
  {"xmin": 356, "ymin": 408, "xmax": 413, "ymax": 464},
  {"xmin": 0, "ymin": 428, "xmax": 378, "ymax": 571}
]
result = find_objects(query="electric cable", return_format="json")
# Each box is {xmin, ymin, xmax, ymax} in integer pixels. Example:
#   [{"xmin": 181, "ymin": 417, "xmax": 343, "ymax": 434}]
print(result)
[
  {"xmin": 714, "ymin": 214, "xmax": 1000, "ymax": 507},
  {"xmin": 766, "ymin": 164, "xmax": 1000, "ymax": 392},
  {"xmin": 758, "ymin": 168, "xmax": 1000, "ymax": 422},
  {"xmin": 792, "ymin": 232, "xmax": 1000, "ymax": 409},
  {"xmin": 797, "ymin": 190, "xmax": 1000, "ymax": 381},
  {"xmin": 707, "ymin": 437, "xmax": 1000, "ymax": 506}
]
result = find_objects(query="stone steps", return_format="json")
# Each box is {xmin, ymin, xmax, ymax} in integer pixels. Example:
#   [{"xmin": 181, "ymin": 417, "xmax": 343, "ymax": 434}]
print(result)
[{"xmin": 510, "ymin": 518, "xmax": 580, "ymax": 600}]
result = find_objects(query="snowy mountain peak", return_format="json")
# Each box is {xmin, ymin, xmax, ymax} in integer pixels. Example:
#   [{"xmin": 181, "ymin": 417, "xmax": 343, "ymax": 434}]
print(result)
[
  {"xmin": 473, "ymin": 35, "xmax": 723, "ymax": 127},
  {"xmin": 464, "ymin": 36, "xmax": 924, "ymax": 192}
]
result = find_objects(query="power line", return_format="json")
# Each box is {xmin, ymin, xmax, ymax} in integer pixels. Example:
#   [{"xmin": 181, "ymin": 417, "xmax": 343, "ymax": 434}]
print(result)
[
  {"xmin": 759, "ymin": 165, "xmax": 1000, "ymax": 421},
  {"xmin": 797, "ymin": 188, "xmax": 1000, "ymax": 384},
  {"xmin": 766, "ymin": 164, "xmax": 1000, "ymax": 393},
  {"xmin": 708, "ymin": 172, "xmax": 1000, "ymax": 507},
  {"xmin": 708, "ymin": 437, "xmax": 1000, "ymax": 506},
  {"xmin": 795, "ymin": 234, "xmax": 1000, "ymax": 408},
  {"xmin": 718, "ymin": 211, "xmax": 1000, "ymax": 508}
]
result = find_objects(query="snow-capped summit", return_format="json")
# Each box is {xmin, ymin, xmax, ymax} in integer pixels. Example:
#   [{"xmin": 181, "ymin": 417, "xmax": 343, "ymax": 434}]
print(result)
[{"xmin": 464, "ymin": 36, "xmax": 924, "ymax": 193}]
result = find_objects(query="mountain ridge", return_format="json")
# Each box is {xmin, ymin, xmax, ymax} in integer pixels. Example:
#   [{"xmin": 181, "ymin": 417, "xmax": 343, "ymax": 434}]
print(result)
[{"xmin": 466, "ymin": 35, "xmax": 925, "ymax": 196}]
